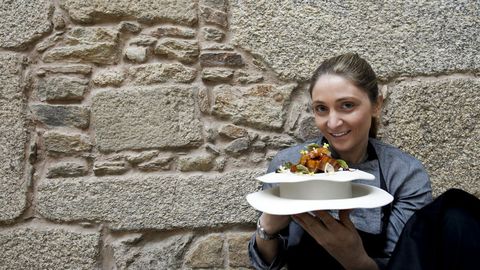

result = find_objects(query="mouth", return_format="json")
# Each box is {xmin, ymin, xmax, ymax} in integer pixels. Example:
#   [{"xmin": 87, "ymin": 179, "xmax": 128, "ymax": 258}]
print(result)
[{"xmin": 330, "ymin": 130, "xmax": 350, "ymax": 138}]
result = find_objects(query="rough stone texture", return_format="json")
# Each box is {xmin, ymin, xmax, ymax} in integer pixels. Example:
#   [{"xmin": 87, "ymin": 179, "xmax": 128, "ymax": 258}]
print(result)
[
  {"xmin": 227, "ymin": 232, "xmax": 254, "ymax": 268},
  {"xmin": 149, "ymin": 26, "xmax": 196, "ymax": 39},
  {"xmin": 0, "ymin": 52, "xmax": 28, "ymax": 222},
  {"xmin": 112, "ymin": 233, "xmax": 193, "ymax": 270},
  {"xmin": 43, "ymin": 27, "xmax": 120, "ymax": 65},
  {"xmin": 236, "ymin": 70, "xmax": 264, "ymax": 84},
  {"xmin": 118, "ymin": 21, "xmax": 142, "ymax": 34},
  {"xmin": 177, "ymin": 154, "xmax": 216, "ymax": 172},
  {"xmin": 202, "ymin": 68, "xmax": 234, "ymax": 82},
  {"xmin": 203, "ymin": 27, "xmax": 225, "ymax": 42},
  {"xmin": 296, "ymin": 115, "xmax": 322, "ymax": 142},
  {"xmin": 93, "ymin": 161, "xmax": 129, "ymax": 176},
  {"xmin": 60, "ymin": 0, "xmax": 197, "ymax": 25},
  {"xmin": 0, "ymin": 227, "xmax": 99, "ymax": 269},
  {"xmin": 37, "ymin": 64, "xmax": 92, "ymax": 75},
  {"xmin": 154, "ymin": 38, "xmax": 199, "ymax": 64},
  {"xmin": 212, "ymin": 84, "xmax": 297, "ymax": 129},
  {"xmin": 92, "ymin": 69, "xmax": 125, "ymax": 87},
  {"xmin": 200, "ymin": 6, "xmax": 228, "ymax": 28},
  {"xmin": 36, "ymin": 170, "xmax": 260, "ymax": 230},
  {"xmin": 47, "ymin": 160, "xmax": 89, "ymax": 178},
  {"xmin": 0, "ymin": 0, "xmax": 53, "ymax": 49},
  {"xmin": 44, "ymin": 131, "xmax": 92, "ymax": 156},
  {"xmin": 225, "ymin": 137, "xmax": 250, "ymax": 156},
  {"xmin": 382, "ymin": 78, "xmax": 480, "ymax": 197},
  {"xmin": 37, "ymin": 76, "xmax": 89, "ymax": 102},
  {"xmin": 129, "ymin": 35, "xmax": 157, "ymax": 46},
  {"xmin": 137, "ymin": 155, "xmax": 173, "ymax": 171},
  {"xmin": 92, "ymin": 85, "xmax": 203, "ymax": 152},
  {"xmin": 125, "ymin": 150, "xmax": 160, "ymax": 165},
  {"xmin": 125, "ymin": 46, "xmax": 148, "ymax": 63},
  {"xmin": 31, "ymin": 104, "xmax": 90, "ymax": 129},
  {"xmin": 200, "ymin": 52, "xmax": 244, "ymax": 67},
  {"xmin": 219, "ymin": 124, "xmax": 249, "ymax": 139},
  {"xmin": 231, "ymin": 0, "xmax": 480, "ymax": 81},
  {"xmin": 200, "ymin": 0, "xmax": 228, "ymax": 11},
  {"xmin": 185, "ymin": 234, "xmax": 224, "ymax": 268},
  {"xmin": 128, "ymin": 63, "xmax": 197, "ymax": 85}
]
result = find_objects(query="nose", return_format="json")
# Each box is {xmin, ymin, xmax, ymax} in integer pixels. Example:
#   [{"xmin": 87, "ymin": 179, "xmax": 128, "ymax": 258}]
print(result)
[{"xmin": 327, "ymin": 112, "xmax": 343, "ymax": 129}]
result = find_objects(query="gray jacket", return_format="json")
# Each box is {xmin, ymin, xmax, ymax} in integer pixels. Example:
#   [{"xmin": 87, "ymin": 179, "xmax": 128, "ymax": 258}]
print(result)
[{"xmin": 248, "ymin": 137, "xmax": 432, "ymax": 269}]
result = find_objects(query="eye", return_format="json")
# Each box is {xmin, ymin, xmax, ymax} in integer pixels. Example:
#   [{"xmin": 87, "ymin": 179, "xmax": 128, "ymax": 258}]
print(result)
[
  {"xmin": 340, "ymin": 102, "xmax": 355, "ymax": 110},
  {"xmin": 314, "ymin": 105, "xmax": 328, "ymax": 114}
]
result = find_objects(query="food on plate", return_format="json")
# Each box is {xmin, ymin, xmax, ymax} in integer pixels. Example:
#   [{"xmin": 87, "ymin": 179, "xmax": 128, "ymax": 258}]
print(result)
[{"xmin": 276, "ymin": 143, "xmax": 348, "ymax": 174}]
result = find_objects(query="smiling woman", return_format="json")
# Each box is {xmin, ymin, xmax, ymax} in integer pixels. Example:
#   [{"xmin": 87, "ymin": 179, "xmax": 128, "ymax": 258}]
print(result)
[{"xmin": 248, "ymin": 53, "xmax": 480, "ymax": 270}]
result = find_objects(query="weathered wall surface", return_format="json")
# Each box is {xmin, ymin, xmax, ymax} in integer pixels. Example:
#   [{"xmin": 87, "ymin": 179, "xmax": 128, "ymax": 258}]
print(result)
[{"xmin": 0, "ymin": 0, "xmax": 478, "ymax": 268}]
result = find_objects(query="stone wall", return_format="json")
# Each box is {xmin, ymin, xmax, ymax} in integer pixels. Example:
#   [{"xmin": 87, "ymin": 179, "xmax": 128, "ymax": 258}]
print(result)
[{"xmin": 0, "ymin": 0, "xmax": 478, "ymax": 269}]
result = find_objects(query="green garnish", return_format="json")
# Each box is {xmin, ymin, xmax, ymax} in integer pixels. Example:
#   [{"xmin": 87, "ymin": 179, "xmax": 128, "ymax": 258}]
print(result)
[{"xmin": 337, "ymin": 159, "xmax": 349, "ymax": 169}]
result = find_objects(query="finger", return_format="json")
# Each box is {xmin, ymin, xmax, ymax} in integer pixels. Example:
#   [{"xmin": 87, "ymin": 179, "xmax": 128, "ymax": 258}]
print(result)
[
  {"xmin": 313, "ymin": 210, "xmax": 338, "ymax": 229},
  {"xmin": 293, "ymin": 213, "xmax": 324, "ymax": 230},
  {"xmin": 339, "ymin": 209, "xmax": 355, "ymax": 229}
]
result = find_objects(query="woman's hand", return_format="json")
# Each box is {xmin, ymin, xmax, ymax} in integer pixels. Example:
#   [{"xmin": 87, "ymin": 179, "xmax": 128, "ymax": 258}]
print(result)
[
  {"xmin": 293, "ymin": 210, "xmax": 378, "ymax": 270},
  {"xmin": 255, "ymin": 213, "xmax": 291, "ymax": 264}
]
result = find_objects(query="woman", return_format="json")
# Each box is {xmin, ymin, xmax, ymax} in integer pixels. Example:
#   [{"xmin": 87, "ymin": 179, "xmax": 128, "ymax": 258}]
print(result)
[{"xmin": 248, "ymin": 53, "xmax": 433, "ymax": 269}]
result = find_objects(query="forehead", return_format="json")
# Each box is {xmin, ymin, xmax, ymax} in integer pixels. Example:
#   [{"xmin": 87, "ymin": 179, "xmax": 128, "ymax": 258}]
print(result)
[{"xmin": 311, "ymin": 74, "xmax": 369, "ymax": 102}]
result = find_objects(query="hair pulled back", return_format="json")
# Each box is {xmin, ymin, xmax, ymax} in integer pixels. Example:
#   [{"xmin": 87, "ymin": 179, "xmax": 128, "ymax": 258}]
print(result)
[{"xmin": 308, "ymin": 53, "xmax": 380, "ymax": 138}]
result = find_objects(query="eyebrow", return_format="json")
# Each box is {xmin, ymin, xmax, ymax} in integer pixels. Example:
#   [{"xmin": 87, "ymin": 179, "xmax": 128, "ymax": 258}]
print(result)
[{"xmin": 312, "ymin": 97, "xmax": 359, "ymax": 105}]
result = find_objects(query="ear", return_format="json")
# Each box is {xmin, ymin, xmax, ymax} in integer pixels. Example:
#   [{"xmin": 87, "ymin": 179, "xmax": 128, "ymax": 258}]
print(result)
[{"xmin": 372, "ymin": 95, "xmax": 383, "ymax": 117}]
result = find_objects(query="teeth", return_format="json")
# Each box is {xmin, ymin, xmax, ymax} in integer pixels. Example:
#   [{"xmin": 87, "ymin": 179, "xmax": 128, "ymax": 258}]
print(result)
[{"xmin": 332, "ymin": 131, "xmax": 348, "ymax": 137}]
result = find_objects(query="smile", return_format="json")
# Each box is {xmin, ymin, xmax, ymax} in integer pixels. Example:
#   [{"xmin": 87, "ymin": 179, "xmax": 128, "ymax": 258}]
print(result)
[{"xmin": 330, "ymin": 131, "xmax": 350, "ymax": 137}]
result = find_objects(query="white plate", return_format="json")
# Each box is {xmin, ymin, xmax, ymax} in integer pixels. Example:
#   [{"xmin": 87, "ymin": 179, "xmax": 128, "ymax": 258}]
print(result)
[
  {"xmin": 246, "ymin": 183, "xmax": 393, "ymax": 215},
  {"xmin": 257, "ymin": 169, "xmax": 375, "ymax": 183}
]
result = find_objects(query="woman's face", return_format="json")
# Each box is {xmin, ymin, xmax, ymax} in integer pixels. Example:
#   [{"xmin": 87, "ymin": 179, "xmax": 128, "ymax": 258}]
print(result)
[{"xmin": 311, "ymin": 74, "xmax": 381, "ymax": 164}]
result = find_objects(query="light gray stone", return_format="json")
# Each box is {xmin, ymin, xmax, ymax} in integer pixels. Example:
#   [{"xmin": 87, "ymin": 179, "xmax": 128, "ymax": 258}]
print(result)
[
  {"xmin": 113, "ymin": 234, "xmax": 193, "ymax": 270},
  {"xmin": 185, "ymin": 234, "xmax": 224, "ymax": 268},
  {"xmin": 43, "ymin": 27, "xmax": 120, "ymax": 65},
  {"xmin": 60, "ymin": 0, "xmax": 197, "ymax": 25},
  {"xmin": 44, "ymin": 131, "xmax": 92, "ymax": 156},
  {"xmin": 200, "ymin": 6, "xmax": 228, "ymax": 28},
  {"xmin": 137, "ymin": 155, "xmax": 173, "ymax": 171},
  {"xmin": 38, "ymin": 76, "xmax": 89, "ymax": 102},
  {"xmin": 37, "ymin": 64, "xmax": 92, "ymax": 75},
  {"xmin": 0, "ymin": 227, "xmax": 99, "ymax": 269},
  {"xmin": 231, "ymin": 1, "xmax": 480, "ymax": 81},
  {"xmin": 31, "ymin": 104, "xmax": 90, "ymax": 129},
  {"xmin": 177, "ymin": 154, "xmax": 216, "ymax": 172},
  {"xmin": 200, "ymin": 0, "xmax": 228, "ymax": 11},
  {"xmin": 125, "ymin": 150, "xmax": 160, "ymax": 164},
  {"xmin": 201, "ymin": 43, "xmax": 235, "ymax": 51},
  {"xmin": 202, "ymin": 67, "xmax": 234, "ymax": 82},
  {"xmin": 197, "ymin": 86, "xmax": 210, "ymax": 113},
  {"xmin": 219, "ymin": 124, "xmax": 249, "ymax": 139},
  {"xmin": 203, "ymin": 26, "xmax": 225, "ymax": 42},
  {"xmin": 118, "ymin": 21, "xmax": 142, "ymax": 34},
  {"xmin": 0, "ymin": 0, "xmax": 53, "ymax": 49},
  {"xmin": 92, "ymin": 85, "xmax": 203, "ymax": 153},
  {"xmin": 0, "ymin": 52, "xmax": 28, "ymax": 221},
  {"xmin": 200, "ymin": 51, "xmax": 244, "ymax": 67},
  {"xmin": 236, "ymin": 70, "xmax": 264, "ymax": 84},
  {"xmin": 125, "ymin": 46, "xmax": 148, "ymax": 63},
  {"xmin": 129, "ymin": 63, "xmax": 197, "ymax": 84},
  {"xmin": 212, "ymin": 83, "xmax": 296, "ymax": 129},
  {"xmin": 227, "ymin": 232, "xmax": 253, "ymax": 268},
  {"xmin": 263, "ymin": 134, "xmax": 297, "ymax": 149},
  {"xmin": 129, "ymin": 34, "xmax": 157, "ymax": 46},
  {"xmin": 154, "ymin": 38, "xmax": 199, "ymax": 63},
  {"xmin": 382, "ymin": 77, "xmax": 480, "ymax": 197},
  {"xmin": 93, "ymin": 161, "xmax": 128, "ymax": 176},
  {"xmin": 92, "ymin": 69, "xmax": 125, "ymax": 87},
  {"xmin": 296, "ymin": 115, "xmax": 322, "ymax": 142},
  {"xmin": 149, "ymin": 25, "xmax": 196, "ymax": 39},
  {"xmin": 47, "ymin": 160, "xmax": 88, "ymax": 178},
  {"xmin": 37, "ymin": 170, "xmax": 261, "ymax": 230},
  {"xmin": 225, "ymin": 137, "xmax": 250, "ymax": 156}
]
